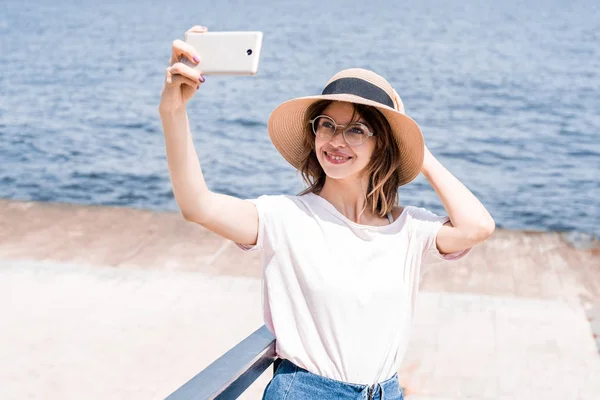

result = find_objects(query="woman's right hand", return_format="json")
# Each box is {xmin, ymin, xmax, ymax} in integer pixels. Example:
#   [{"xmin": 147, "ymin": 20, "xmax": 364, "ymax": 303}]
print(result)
[{"xmin": 159, "ymin": 25, "xmax": 208, "ymax": 114}]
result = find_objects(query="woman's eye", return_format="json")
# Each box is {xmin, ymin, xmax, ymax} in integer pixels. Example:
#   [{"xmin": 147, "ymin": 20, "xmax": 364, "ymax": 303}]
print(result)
[
  {"xmin": 348, "ymin": 127, "xmax": 366, "ymax": 135},
  {"xmin": 322, "ymin": 121, "xmax": 335, "ymax": 128}
]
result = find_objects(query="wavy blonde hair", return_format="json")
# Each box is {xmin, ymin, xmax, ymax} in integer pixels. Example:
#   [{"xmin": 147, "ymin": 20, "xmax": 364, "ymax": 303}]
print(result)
[{"xmin": 297, "ymin": 100, "xmax": 403, "ymax": 218}]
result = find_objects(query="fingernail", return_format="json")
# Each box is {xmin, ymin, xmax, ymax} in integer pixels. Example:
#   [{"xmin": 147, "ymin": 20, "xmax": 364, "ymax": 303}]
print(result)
[
  {"xmin": 199, "ymin": 74, "xmax": 205, "ymax": 83},
  {"xmin": 197, "ymin": 84, "xmax": 200, "ymax": 90},
  {"xmin": 193, "ymin": 55, "xmax": 200, "ymax": 63}
]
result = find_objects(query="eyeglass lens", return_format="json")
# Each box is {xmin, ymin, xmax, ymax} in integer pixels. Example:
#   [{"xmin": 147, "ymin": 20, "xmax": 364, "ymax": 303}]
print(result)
[{"xmin": 312, "ymin": 116, "xmax": 369, "ymax": 145}]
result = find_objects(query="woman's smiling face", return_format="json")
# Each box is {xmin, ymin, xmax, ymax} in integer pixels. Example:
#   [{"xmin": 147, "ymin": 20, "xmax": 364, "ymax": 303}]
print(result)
[{"xmin": 314, "ymin": 101, "xmax": 377, "ymax": 180}]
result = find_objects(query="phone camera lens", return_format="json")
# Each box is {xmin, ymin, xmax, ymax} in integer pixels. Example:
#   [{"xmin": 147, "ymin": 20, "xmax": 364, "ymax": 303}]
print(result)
[{"xmin": 246, "ymin": 49, "xmax": 253, "ymax": 56}]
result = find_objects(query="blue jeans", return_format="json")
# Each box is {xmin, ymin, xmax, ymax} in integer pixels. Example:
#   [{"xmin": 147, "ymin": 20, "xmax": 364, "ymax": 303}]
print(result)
[{"xmin": 262, "ymin": 359, "xmax": 405, "ymax": 400}]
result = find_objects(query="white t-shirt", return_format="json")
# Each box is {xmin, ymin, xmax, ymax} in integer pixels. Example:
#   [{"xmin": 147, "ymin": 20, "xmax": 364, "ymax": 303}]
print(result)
[{"xmin": 235, "ymin": 192, "xmax": 471, "ymax": 385}]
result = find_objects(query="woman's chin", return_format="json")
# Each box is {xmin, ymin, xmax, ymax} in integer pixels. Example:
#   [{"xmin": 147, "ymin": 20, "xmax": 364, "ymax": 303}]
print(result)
[
  {"xmin": 321, "ymin": 166, "xmax": 360, "ymax": 180},
  {"xmin": 318, "ymin": 157, "xmax": 367, "ymax": 180}
]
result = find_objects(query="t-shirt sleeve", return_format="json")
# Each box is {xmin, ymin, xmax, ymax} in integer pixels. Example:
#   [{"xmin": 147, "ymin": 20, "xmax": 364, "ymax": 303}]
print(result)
[
  {"xmin": 407, "ymin": 206, "xmax": 472, "ymax": 262},
  {"xmin": 234, "ymin": 194, "xmax": 276, "ymax": 252}
]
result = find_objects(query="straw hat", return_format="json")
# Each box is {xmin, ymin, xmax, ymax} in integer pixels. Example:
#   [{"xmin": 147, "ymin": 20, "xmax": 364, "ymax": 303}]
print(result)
[{"xmin": 267, "ymin": 68, "xmax": 424, "ymax": 186}]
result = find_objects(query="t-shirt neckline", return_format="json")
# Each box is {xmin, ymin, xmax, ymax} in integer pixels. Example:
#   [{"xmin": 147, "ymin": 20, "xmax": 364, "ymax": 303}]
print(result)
[{"xmin": 305, "ymin": 192, "xmax": 408, "ymax": 230}]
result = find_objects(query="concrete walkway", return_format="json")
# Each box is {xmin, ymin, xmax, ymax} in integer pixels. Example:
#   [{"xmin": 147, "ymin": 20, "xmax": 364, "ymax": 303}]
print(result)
[{"xmin": 1, "ymin": 199, "xmax": 599, "ymax": 399}]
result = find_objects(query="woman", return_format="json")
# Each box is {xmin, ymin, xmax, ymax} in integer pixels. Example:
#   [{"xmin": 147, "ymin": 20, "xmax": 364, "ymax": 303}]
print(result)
[{"xmin": 159, "ymin": 25, "xmax": 495, "ymax": 400}]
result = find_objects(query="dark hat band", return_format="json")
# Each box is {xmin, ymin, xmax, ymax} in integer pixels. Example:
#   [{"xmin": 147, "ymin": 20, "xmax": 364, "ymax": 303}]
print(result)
[{"xmin": 321, "ymin": 77, "xmax": 394, "ymax": 108}]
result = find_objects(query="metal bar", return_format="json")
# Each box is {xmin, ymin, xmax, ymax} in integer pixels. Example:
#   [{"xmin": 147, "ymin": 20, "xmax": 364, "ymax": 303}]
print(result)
[{"xmin": 166, "ymin": 325, "xmax": 277, "ymax": 400}]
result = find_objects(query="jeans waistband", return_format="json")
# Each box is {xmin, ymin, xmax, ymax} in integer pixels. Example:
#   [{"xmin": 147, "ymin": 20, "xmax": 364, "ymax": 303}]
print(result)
[{"xmin": 276, "ymin": 358, "xmax": 401, "ymax": 400}]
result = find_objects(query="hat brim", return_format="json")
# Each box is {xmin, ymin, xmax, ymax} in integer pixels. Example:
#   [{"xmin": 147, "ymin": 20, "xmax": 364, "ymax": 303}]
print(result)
[{"xmin": 267, "ymin": 94, "xmax": 424, "ymax": 186}]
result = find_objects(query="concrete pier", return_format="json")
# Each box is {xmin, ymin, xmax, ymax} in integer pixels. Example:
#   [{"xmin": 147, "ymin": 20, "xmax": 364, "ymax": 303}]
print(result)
[{"xmin": 1, "ymin": 198, "xmax": 599, "ymax": 400}]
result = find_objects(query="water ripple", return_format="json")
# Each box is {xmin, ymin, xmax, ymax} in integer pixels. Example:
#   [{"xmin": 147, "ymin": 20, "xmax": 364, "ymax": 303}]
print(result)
[{"xmin": 0, "ymin": 0, "xmax": 598, "ymax": 238}]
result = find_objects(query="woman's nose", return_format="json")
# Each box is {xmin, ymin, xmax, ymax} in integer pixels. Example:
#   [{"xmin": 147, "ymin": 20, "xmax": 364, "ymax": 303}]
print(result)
[{"xmin": 329, "ymin": 128, "xmax": 346, "ymax": 146}]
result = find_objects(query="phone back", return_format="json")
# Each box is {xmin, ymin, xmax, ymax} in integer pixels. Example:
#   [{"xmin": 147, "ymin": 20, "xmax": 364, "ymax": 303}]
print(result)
[{"xmin": 184, "ymin": 31, "xmax": 263, "ymax": 76}]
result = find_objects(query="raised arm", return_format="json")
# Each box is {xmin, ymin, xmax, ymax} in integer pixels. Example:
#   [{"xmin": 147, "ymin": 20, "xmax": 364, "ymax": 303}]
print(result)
[
  {"xmin": 158, "ymin": 25, "xmax": 259, "ymax": 246},
  {"xmin": 421, "ymin": 145, "xmax": 495, "ymax": 254}
]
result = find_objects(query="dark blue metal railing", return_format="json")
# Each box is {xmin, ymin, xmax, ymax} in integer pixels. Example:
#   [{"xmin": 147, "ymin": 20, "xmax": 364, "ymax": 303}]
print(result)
[{"xmin": 166, "ymin": 325, "xmax": 279, "ymax": 400}]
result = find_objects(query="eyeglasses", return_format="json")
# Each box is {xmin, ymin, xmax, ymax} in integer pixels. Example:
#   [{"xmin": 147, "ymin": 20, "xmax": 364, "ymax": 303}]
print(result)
[{"xmin": 308, "ymin": 115, "xmax": 375, "ymax": 146}]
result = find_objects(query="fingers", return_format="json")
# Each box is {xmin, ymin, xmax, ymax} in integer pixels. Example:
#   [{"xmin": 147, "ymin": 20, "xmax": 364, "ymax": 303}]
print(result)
[
  {"xmin": 391, "ymin": 88, "xmax": 404, "ymax": 113},
  {"xmin": 170, "ymin": 26, "xmax": 208, "ymax": 66},
  {"xmin": 165, "ymin": 25, "xmax": 208, "ymax": 89},
  {"xmin": 185, "ymin": 25, "xmax": 208, "ymax": 34},
  {"xmin": 166, "ymin": 62, "xmax": 205, "ymax": 84},
  {"xmin": 166, "ymin": 71, "xmax": 204, "ymax": 90},
  {"xmin": 170, "ymin": 39, "xmax": 202, "ymax": 66}
]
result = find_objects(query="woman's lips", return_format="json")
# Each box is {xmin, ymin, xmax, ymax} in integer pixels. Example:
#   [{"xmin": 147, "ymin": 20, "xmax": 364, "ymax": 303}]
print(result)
[{"xmin": 324, "ymin": 151, "xmax": 352, "ymax": 164}]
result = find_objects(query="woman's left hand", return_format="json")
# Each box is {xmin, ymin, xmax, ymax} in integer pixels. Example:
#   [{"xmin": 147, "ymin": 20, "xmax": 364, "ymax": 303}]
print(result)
[
  {"xmin": 421, "ymin": 144, "xmax": 434, "ymax": 173},
  {"xmin": 419, "ymin": 142, "xmax": 495, "ymax": 254}
]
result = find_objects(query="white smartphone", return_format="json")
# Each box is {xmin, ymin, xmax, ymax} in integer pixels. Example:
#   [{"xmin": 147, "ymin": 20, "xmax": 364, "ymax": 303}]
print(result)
[{"xmin": 183, "ymin": 31, "xmax": 263, "ymax": 76}]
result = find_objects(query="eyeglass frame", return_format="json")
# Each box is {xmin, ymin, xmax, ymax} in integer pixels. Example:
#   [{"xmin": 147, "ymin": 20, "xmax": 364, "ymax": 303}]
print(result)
[{"xmin": 308, "ymin": 115, "xmax": 376, "ymax": 146}]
